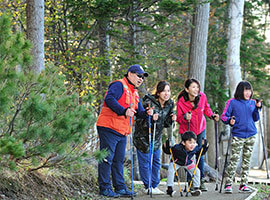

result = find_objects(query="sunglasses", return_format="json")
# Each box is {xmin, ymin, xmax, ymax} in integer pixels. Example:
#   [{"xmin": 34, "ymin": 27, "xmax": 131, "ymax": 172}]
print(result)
[{"xmin": 135, "ymin": 73, "xmax": 144, "ymax": 79}]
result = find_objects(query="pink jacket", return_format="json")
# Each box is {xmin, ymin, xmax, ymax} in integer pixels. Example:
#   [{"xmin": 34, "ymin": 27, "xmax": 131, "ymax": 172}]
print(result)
[{"xmin": 176, "ymin": 92, "xmax": 213, "ymax": 135}]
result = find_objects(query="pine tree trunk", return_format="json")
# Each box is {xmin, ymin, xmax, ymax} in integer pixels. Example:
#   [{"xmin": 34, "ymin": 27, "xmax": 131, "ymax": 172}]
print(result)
[
  {"xmin": 26, "ymin": 0, "xmax": 45, "ymax": 74},
  {"xmin": 188, "ymin": 0, "xmax": 210, "ymax": 92}
]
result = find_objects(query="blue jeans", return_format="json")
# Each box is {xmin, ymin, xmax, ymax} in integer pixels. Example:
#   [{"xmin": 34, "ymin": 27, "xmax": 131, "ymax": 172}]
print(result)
[
  {"xmin": 97, "ymin": 127, "xmax": 127, "ymax": 191},
  {"xmin": 137, "ymin": 149, "xmax": 161, "ymax": 189},
  {"xmin": 187, "ymin": 129, "xmax": 206, "ymax": 180}
]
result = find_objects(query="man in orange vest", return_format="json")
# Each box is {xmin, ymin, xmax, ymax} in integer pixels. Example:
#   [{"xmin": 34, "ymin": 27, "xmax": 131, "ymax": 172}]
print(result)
[{"xmin": 96, "ymin": 64, "xmax": 153, "ymax": 198}]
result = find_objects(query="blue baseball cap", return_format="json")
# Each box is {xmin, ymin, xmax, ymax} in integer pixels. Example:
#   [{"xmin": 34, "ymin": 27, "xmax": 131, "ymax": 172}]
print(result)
[{"xmin": 126, "ymin": 64, "xmax": 148, "ymax": 77}]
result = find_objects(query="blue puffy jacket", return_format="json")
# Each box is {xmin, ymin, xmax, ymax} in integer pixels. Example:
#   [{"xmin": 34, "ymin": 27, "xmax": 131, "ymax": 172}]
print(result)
[{"xmin": 221, "ymin": 98, "xmax": 260, "ymax": 138}]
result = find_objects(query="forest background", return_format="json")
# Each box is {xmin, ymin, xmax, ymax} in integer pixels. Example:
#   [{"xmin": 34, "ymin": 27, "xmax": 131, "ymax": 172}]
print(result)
[{"xmin": 0, "ymin": 0, "xmax": 269, "ymax": 199}]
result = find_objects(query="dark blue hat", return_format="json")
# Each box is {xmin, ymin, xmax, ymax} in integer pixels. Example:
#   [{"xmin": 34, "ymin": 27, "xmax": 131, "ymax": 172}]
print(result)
[{"xmin": 126, "ymin": 64, "xmax": 148, "ymax": 77}]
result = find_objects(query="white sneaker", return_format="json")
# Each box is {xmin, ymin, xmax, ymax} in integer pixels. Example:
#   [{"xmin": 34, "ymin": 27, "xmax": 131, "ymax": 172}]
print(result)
[
  {"xmin": 143, "ymin": 188, "xmax": 149, "ymax": 194},
  {"xmin": 151, "ymin": 187, "xmax": 165, "ymax": 195}
]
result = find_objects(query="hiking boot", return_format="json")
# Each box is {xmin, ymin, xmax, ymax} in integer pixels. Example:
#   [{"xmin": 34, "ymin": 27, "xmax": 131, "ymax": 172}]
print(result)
[
  {"xmin": 224, "ymin": 184, "xmax": 233, "ymax": 194},
  {"xmin": 99, "ymin": 188, "xmax": 120, "ymax": 198},
  {"xmin": 200, "ymin": 178, "xmax": 208, "ymax": 192},
  {"xmin": 115, "ymin": 188, "xmax": 136, "ymax": 197},
  {"xmin": 151, "ymin": 187, "xmax": 165, "ymax": 195},
  {"xmin": 190, "ymin": 188, "xmax": 202, "ymax": 196},
  {"xmin": 239, "ymin": 184, "xmax": 251, "ymax": 192},
  {"xmin": 166, "ymin": 186, "xmax": 176, "ymax": 197}
]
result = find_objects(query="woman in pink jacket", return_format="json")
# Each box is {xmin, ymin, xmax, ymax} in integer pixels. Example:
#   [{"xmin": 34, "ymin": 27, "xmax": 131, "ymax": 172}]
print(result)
[{"xmin": 176, "ymin": 78, "xmax": 219, "ymax": 191}]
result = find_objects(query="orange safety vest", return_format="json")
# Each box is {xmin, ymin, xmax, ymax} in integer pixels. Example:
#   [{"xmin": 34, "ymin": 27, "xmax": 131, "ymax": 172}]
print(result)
[{"xmin": 96, "ymin": 77, "xmax": 139, "ymax": 136}]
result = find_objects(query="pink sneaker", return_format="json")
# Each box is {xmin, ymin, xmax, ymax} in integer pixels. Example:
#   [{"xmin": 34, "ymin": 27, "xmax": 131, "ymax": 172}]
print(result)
[
  {"xmin": 239, "ymin": 185, "xmax": 251, "ymax": 192},
  {"xmin": 224, "ymin": 184, "xmax": 232, "ymax": 194}
]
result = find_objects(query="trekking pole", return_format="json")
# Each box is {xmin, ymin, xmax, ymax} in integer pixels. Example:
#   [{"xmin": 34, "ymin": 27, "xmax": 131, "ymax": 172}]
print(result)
[
  {"xmin": 129, "ymin": 103, "xmax": 134, "ymax": 200},
  {"xmin": 214, "ymin": 111, "xmax": 219, "ymax": 191},
  {"xmin": 150, "ymin": 120, "xmax": 157, "ymax": 198},
  {"xmin": 186, "ymin": 147, "xmax": 204, "ymax": 197},
  {"xmin": 184, "ymin": 115, "xmax": 191, "ymax": 192},
  {"xmin": 169, "ymin": 145, "xmax": 183, "ymax": 197},
  {"xmin": 219, "ymin": 116, "xmax": 235, "ymax": 193},
  {"xmin": 148, "ymin": 104, "xmax": 152, "ymax": 195},
  {"xmin": 257, "ymin": 101, "xmax": 269, "ymax": 179},
  {"xmin": 169, "ymin": 121, "xmax": 183, "ymax": 197}
]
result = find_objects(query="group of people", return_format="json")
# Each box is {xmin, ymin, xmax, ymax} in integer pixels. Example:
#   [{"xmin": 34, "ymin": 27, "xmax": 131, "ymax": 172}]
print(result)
[{"xmin": 96, "ymin": 64, "xmax": 262, "ymax": 198}]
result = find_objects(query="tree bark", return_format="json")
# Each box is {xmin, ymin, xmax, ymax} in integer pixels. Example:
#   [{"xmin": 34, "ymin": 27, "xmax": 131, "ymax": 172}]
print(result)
[
  {"xmin": 157, "ymin": 60, "xmax": 168, "ymax": 81},
  {"xmin": 206, "ymin": 119, "xmax": 215, "ymax": 168},
  {"xmin": 97, "ymin": 19, "xmax": 111, "ymax": 112},
  {"xmin": 26, "ymin": 0, "xmax": 45, "ymax": 74},
  {"xmin": 127, "ymin": 0, "xmax": 141, "ymax": 181},
  {"xmin": 226, "ymin": 0, "xmax": 244, "ymax": 96},
  {"xmin": 188, "ymin": 0, "xmax": 210, "ymax": 92}
]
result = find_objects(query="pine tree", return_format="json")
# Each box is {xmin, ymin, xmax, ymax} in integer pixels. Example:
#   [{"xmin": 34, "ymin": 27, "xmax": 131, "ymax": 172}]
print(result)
[{"xmin": 0, "ymin": 14, "xmax": 96, "ymax": 171}]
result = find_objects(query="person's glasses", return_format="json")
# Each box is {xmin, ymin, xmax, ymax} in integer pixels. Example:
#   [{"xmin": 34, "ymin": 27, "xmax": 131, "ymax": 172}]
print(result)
[{"xmin": 135, "ymin": 73, "xmax": 144, "ymax": 79}]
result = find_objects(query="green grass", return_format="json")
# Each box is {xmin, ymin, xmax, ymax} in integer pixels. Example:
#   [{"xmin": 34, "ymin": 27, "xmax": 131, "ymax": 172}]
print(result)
[
  {"xmin": 161, "ymin": 178, "xmax": 167, "ymax": 182},
  {"xmin": 251, "ymin": 184, "xmax": 270, "ymax": 200}
]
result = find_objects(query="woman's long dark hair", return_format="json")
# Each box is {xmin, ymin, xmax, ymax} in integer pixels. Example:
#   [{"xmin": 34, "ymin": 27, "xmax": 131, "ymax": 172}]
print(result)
[
  {"xmin": 234, "ymin": 80, "xmax": 253, "ymax": 100},
  {"xmin": 177, "ymin": 78, "xmax": 201, "ymax": 109},
  {"xmin": 154, "ymin": 80, "xmax": 170, "ymax": 99}
]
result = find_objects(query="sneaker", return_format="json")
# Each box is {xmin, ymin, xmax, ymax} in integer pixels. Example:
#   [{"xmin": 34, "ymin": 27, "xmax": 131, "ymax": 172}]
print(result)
[
  {"xmin": 115, "ymin": 188, "xmax": 136, "ymax": 197},
  {"xmin": 99, "ymin": 188, "xmax": 120, "ymax": 198},
  {"xmin": 224, "ymin": 184, "xmax": 233, "ymax": 194},
  {"xmin": 239, "ymin": 184, "xmax": 251, "ymax": 192},
  {"xmin": 143, "ymin": 188, "xmax": 149, "ymax": 195},
  {"xmin": 200, "ymin": 178, "xmax": 208, "ymax": 192},
  {"xmin": 166, "ymin": 186, "xmax": 176, "ymax": 197},
  {"xmin": 190, "ymin": 188, "xmax": 202, "ymax": 196},
  {"xmin": 151, "ymin": 187, "xmax": 165, "ymax": 195}
]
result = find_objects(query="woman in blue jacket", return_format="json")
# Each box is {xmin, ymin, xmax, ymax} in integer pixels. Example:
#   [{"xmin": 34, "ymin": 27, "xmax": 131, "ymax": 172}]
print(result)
[{"xmin": 221, "ymin": 80, "xmax": 262, "ymax": 194}]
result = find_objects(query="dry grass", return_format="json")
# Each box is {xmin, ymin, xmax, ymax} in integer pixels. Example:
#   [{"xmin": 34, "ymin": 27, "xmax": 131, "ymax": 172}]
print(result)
[{"xmin": 0, "ymin": 164, "xmax": 100, "ymax": 200}]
